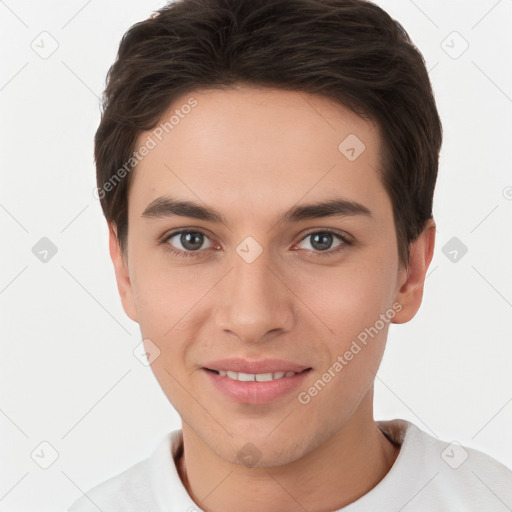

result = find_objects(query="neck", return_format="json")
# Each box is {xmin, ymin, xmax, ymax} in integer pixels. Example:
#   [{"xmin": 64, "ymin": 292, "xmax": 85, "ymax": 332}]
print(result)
[{"xmin": 176, "ymin": 390, "xmax": 399, "ymax": 512}]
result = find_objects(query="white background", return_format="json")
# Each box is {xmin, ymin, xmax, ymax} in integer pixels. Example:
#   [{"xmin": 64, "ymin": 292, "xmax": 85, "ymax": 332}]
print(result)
[{"xmin": 1, "ymin": 0, "xmax": 511, "ymax": 510}]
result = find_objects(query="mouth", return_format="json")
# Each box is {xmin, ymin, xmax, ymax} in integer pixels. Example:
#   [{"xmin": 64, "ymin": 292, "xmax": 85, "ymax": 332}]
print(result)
[
  {"xmin": 204, "ymin": 367, "xmax": 311, "ymax": 382},
  {"xmin": 202, "ymin": 365, "xmax": 313, "ymax": 404}
]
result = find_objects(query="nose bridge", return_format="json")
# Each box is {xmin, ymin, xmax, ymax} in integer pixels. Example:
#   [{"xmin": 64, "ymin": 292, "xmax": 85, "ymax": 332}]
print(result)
[{"xmin": 216, "ymin": 244, "xmax": 293, "ymax": 341}]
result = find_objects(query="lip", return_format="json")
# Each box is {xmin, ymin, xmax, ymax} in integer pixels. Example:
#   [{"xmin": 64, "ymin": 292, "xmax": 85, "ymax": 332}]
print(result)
[
  {"xmin": 203, "ymin": 358, "xmax": 311, "ymax": 374},
  {"xmin": 202, "ymin": 361, "xmax": 312, "ymax": 405}
]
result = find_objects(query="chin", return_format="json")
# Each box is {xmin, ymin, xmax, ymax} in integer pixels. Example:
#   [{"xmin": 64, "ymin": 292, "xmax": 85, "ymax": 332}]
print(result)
[{"xmin": 216, "ymin": 431, "xmax": 313, "ymax": 469}]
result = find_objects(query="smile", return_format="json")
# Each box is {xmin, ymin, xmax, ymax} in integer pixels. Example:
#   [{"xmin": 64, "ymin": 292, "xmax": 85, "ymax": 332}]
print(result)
[
  {"xmin": 203, "ymin": 367, "xmax": 312, "ymax": 404},
  {"xmin": 206, "ymin": 368, "xmax": 303, "ymax": 381}
]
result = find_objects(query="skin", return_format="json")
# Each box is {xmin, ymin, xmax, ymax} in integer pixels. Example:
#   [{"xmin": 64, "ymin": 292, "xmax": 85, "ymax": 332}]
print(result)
[{"xmin": 109, "ymin": 85, "xmax": 435, "ymax": 512}]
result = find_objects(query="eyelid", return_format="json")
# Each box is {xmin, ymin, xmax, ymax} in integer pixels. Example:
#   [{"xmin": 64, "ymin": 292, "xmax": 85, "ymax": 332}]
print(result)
[
  {"xmin": 297, "ymin": 227, "xmax": 353, "ymax": 244},
  {"xmin": 161, "ymin": 227, "xmax": 215, "ymax": 243}
]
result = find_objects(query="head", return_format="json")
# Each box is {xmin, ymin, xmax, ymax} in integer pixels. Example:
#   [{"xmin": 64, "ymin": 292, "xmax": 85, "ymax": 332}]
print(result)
[{"xmin": 97, "ymin": 0, "xmax": 441, "ymax": 466}]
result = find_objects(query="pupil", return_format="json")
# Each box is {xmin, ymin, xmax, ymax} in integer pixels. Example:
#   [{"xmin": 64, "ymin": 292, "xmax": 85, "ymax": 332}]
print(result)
[
  {"xmin": 311, "ymin": 232, "xmax": 332, "ymax": 251},
  {"xmin": 181, "ymin": 232, "xmax": 203, "ymax": 251}
]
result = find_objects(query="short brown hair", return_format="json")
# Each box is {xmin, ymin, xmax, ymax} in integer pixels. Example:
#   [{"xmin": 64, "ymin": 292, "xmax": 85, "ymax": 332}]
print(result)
[{"xmin": 95, "ymin": 0, "xmax": 442, "ymax": 268}]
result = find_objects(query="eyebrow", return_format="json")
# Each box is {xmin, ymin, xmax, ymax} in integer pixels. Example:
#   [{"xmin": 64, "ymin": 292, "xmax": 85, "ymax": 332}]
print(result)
[{"xmin": 141, "ymin": 195, "xmax": 373, "ymax": 226}]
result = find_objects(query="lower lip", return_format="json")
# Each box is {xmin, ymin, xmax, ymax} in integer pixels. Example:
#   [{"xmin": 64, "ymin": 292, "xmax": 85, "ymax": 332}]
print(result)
[{"xmin": 203, "ymin": 368, "xmax": 312, "ymax": 405}]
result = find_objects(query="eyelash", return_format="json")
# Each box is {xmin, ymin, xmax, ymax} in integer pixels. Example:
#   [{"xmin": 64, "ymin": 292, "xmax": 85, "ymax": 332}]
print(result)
[{"xmin": 160, "ymin": 228, "xmax": 353, "ymax": 259}]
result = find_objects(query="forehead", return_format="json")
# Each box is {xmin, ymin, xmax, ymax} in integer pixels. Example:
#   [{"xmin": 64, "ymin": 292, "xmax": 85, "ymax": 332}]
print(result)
[{"xmin": 129, "ymin": 86, "xmax": 388, "ymax": 224}]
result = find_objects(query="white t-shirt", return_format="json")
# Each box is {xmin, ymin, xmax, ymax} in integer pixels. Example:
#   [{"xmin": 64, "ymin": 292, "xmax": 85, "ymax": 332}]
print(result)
[{"xmin": 67, "ymin": 419, "xmax": 512, "ymax": 511}]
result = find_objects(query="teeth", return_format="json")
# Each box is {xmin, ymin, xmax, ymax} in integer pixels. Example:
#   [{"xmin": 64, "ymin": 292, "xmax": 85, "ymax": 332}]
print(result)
[
  {"xmin": 238, "ymin": 372, "xmax": 256, "ymax": 382},
  {"xmin": 215, "ymin": 370, "xmax": 299, "ymax": 382}
]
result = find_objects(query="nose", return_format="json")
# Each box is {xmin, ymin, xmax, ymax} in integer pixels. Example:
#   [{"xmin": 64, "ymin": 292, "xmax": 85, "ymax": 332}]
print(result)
[{"xmin": 215, "ymin": 246, "xmax": 295, "ymax": 343}]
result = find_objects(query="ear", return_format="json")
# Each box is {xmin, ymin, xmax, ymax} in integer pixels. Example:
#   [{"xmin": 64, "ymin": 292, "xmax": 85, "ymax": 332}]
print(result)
[
  {"xmin": 392, "ymin": 218, "xmax": 436, "ymax": 324},
  {"xmin": 108, "ymin": 223, "xmax": 138, "ymax": 323}
]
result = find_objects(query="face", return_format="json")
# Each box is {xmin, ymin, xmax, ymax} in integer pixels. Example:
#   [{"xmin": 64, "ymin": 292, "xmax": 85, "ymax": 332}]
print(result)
[{"xmin": 110, "ymin": 85, "xmax": 432, "ymax": 467}]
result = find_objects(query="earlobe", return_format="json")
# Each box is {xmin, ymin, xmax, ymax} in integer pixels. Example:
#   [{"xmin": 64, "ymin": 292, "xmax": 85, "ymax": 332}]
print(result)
[
  {"xmin": 108, "ymin": 223, "xmax": 139, "ymax": 323},
  {"xmin": 392, "ymin": 219, "xmax": 436, "ymax": 324}
]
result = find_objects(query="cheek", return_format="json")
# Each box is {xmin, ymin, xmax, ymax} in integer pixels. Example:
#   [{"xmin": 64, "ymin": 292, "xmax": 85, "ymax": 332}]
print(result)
[
  {"xmin": 292, "ymin": 259, "xmax": 395, "ymax": 399},
  {"xmin": 128, "ymin": 253, "xmax": 216, "ymax": 369},
  {"xmin": 128, "ymin": 249, "xmax": 201, "ymax": 329},
  {"xmin": 293, "ymin": 260, "xmax": 394, "ymax": 336}
]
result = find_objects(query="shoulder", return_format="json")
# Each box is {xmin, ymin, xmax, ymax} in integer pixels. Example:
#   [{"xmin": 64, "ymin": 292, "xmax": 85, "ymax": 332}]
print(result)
[
  {"xmin": 67, "ymin": 432, "xmax": 175, "ymax": 512},
  {"xmin": 377, "ymin": 419, "xmax": 512, "ymax": 510},
  {"xmin": 67, "ymin": 458, "xmax": 155, "ymax": 512}
]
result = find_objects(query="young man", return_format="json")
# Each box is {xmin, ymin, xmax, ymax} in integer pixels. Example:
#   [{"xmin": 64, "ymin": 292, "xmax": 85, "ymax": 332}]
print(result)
[{"xmin": 69, "ymin": 0, "xmax": 512, "ymax": 510}]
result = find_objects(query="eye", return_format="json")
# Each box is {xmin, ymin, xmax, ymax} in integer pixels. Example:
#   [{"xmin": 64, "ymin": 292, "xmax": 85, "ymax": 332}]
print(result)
[
  {"xmin": 163, "ymin": 230, "xmax": 215, "ymax": 256},
  {"xmin": 161, "ymin": 228, "xmax": 352, "ymax": 258},
  {"xmin": 295, "ymin": 229, "xmax": 351, "ymax": 256}
]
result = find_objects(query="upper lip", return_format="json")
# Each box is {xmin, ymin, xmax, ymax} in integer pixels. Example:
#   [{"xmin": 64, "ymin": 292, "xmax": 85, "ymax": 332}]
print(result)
[{"xmin": 203, "ymin": 358, "xmax": 311, "ymax": 374}]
